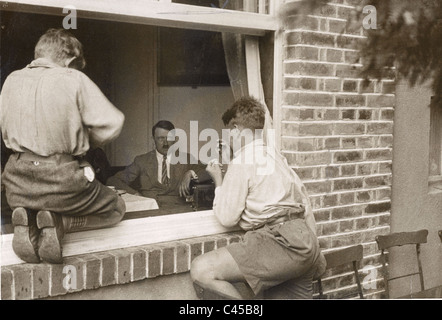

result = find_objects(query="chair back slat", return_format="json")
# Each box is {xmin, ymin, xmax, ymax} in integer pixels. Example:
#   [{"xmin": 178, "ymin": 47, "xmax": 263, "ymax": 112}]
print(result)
[
  {"xmin": 375, "ymin": 229, "xmax": 428, "ymax": 250},
  {"xmin": 318, "ymin": 244, "xmax": 364, "ymax": 299},
  {"xmin": 325, "ymin": 244, "xmax": 363, "ymax": 269}
]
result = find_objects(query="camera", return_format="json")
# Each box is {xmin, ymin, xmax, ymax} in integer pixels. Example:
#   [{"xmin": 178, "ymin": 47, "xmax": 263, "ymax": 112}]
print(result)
[{"xmin": 188, "ymin": 178, "xmax": 215, "ymax": 211}]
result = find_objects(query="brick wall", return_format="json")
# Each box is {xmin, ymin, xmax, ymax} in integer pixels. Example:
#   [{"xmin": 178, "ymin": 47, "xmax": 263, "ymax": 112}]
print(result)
[{"xmin": 281, "ymin": 0, "xmax": 394, "ymax": 298}]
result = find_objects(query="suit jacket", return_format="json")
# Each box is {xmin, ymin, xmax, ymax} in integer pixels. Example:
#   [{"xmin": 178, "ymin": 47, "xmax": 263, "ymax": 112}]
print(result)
[{"xmin": 107, "ymin": 150, "xmax": 209, "ymax": 206}]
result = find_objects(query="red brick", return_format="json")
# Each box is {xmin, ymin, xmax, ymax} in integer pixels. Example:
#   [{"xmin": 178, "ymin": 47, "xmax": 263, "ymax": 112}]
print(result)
[
  {"xmin": 323, "ymin": 78, "xmax": 342, "ymax": 92},
  {"xmin": 367, "ymin": 122, "xmax": 393, "ymax": 134},
  {"xmin": 283, "ymin": 92, "xmax": 299, "ymax": 106},
  {"xmin": 362, "ymin": 227, "xmax": 390, "ymax": 242},
  {"xmin": 331, "ymin": 231, "xmax": 363, "ymax": 247},
  {"xmin": 325, "ymin": 138, "xmax": 340, "ymax": 150},
  {"xmin": 287, "ymin": 31, "xmax": 336, "ymax": 47},
  {"xmin": 341, "ymin": 137, "xmax": 356, "ymax": 149},
  {"xmin": 328, "ymin": 20, "xmax": 346, "ymax": 34},
  {"xmin": 203, "ymin": 240, "xmax": 216, "ymax": 254},
  {"xmin": 323, "ymin": 194, "xmax": 338, "ymax": 207},
  {"xmin": 93, "ymin": 253, "xmax": 116, "ymax": 287},
  {"xmin": 1, "ymin": 267, "xmax": 13, "ymax": 300},
  {"xmin": 382, "ymin": 82, "xmax": 396, "ymax": 94},
  {"xmin": 344, "ymin": 50, "xmax": 360, "ymax": 64},
  {"xmin": 285, "ymin": 15, "xmax": 320, "ymax": 31},
  {"xmin": 358, "ymin": 109, "xmax": 372, "ymax": 120},
  {"xmin": 341, "ymin": 109, "xmax": 356, "ymax": 120},
  {"xmin": 50, "ymin": 263, "xmax": 68, "ymax": 297},
  {"xmin": 10, "ymin": 264, "xmax": 33, "ymax": 300},
  {"xmin": 305, "ymin": 180, "xmax": 332, "ymax": 194},
  {"xmin": 335, "ymin": 64, "xmax": 363, "ymax": 78},
  {"xmin": 334, "ymin": 151, "xmax": 362, "ymax": 163},
  {"xmin": 285, "ymin": 61, "xmax": 334, "ymax": 77},
  {"xmin": 321, "ymin": 222, "xmax": 339, "ymax": 236},
  {"xmin": 324, "ymin": 109, "xmax": 340, "ymax": 120},
  {"xmin": 336, "ymin": 34, "xmax": 366, "ymax": 49},
  {"xmin": 299, "ymin": 123, "xmax": 333, "ymax": 136},
  {"xmin": 314, "ymin": 209, "xmax": 331, "ymax": 222},
  {"xmin": 326, "ymin": 49, "xmax": 344, "ymax": 62},
  {"xmin": 343, "ymin": 80, "xmax": 358, "ymax": 92},
  {"xmin": 294, "ymin": 166, "xmax": 320, "ymax": 180},
  {"xmin": 189, "ymin": 242, "xmax": 203, "ymax": 262},
  {"xmin": 32, "ymin": 263, "xmax": 50, "ymax": 299},
  {"xmin": 287, "ymin": 46, "xmax": 319, "ymax": 60},
  {"xmin": 130, "ymin": 248, "xmax": 147, "ymax": 281},
  {"xmin": 333, "ymin": 123, "xmax": 365, "ymax": 135},
  {"xmin": 83, "ymin": 255, "xmax": 101, "ymax": 290},
  {"xmin": 366, "ymin": 149, "xmax": 392, "ymax": 161},
  {"xmin": 359, "ymin": 81, "xmax": 375, "ymax": 94},
  {"xmin": 297, "ymin": 139, "xmax": 316, "ymax": 151},
  {"xmin": 378, "ymin": 214, "xmax": 390, "ymax": 226},
  {"xmin": 316, "ymin": 3, "xmax": 338, "ymax": 17},
  {"xmin": 147, "ymin": 249, "xmax": 161, "ymax": 278},
  {"xmin": 282, "ymin": 138, "xmax": 298, "ymax": 151},
  {"xmin": 299, "ymin": 108, "xmax": 315, "ymax": 120},
  {"xmin": 357, "ymin": 163, "xmax": 373, "ymax": 175},
  {"xmin": 111, "ymin": 250, "xmax": 132, "ymax": 284},
  {"xmin": 61, "ymin": 257, "xmax": 85, "ymax": 293},
  {"xmin": 325, "ymin": 166, "xmax": 340, "ymax": 178},
  {"xmin": 282, "ymin": 107, "xmax": 300, "ymax": 120},
  {"xmin": 365, "ymin": 202, "xmax": 391, "ymax": 214},
  {"xmin": 339, "ymin": 192, "xmax": 356, "ymax": 205},
  {"xmin": 216, "ymin": 237, "xmax": 228, "ymax": 249},
  {"xmin": 366, "ymin": 95, "xmax": 395, "ymax": 108},
  {"xmin": 318, "ymin": 237, "xmax": 331, "ymax": 249},
  {"xmin": 357, "ymin": 136, "xmax": 375, "ymax": 148},
  {"xmin": 379, "ymin": 136, "xmax": 393, "ymax": 148},
  {"xmin": 355, "ymin": 217, "xmax": 371, "ymax": 229},
  {"xmin": 341, "ymin": 164, "xmax": 357, "ymax": 176},
  {"xmin": 364, "ymin": 176, "xmax": 390, "ymax": 188},
  {"xmin": 227, "ymin": 234, "xmax": 243, "ymax": 244},
  {"xmin": 357, "ymin": 191, "xmax": 372, "ymax": 202},
  {"xmin": 333, "ymin": 177, "xmax": 363, "ymax": 191},
  {"xmin": 295, "ymin": 151, "xmax": 331, "ymax": 166},
  {"xmin": 335, "ymin": 94, "xmax": 366, "ymax": 107},
  {"xmin": 176, "ymin": 243, "xmax": 190, "ymax": 273},
  {"xmin": 380, "ymin": 109, "xmax": 394, "ymax": 121},
  {"xmin": 162, "ymin": 247, "xmax": 175, "ymax": 275},
  {"xmin": 339, "ymin": 220, "xmax": 354, "ymax": 232},
  {"xmin": 376, "ymin": 188, "xmax": 391, "ymax": 201}
]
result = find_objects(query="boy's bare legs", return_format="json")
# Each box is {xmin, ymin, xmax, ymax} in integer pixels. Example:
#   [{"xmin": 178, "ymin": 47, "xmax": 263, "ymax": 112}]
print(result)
[{"xmin": 190, "ymin": 247, "xmax": 246, "ymax": 299}]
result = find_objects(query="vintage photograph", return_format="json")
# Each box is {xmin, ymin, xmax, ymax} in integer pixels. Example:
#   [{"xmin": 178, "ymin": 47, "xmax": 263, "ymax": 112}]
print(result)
[{"xmin": 0, "ymin": 0, "xmax": 441, "ymax": 306}]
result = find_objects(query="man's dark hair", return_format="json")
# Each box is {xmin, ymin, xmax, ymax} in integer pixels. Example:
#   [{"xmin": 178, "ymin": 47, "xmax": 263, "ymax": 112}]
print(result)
[
  {"xmin": 222, "ymin": 96, "xmax": 266, "ymax": 130},
  {"xmin": 152, "ymin": 120, "xmax": 175, "ymax": 137},
  {"xmin": 35, "ymin": 28, "xmax": 86, "ymax": 70}
]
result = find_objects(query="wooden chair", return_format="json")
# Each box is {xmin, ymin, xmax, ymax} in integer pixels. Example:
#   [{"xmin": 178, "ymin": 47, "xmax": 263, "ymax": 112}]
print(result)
[
  {"xmin": 317, "ymin": 244, "xmax": 364, "ymax": 299},
  {"xmin": 375, "ymin": 229, "xmax": 428, "ymax": 298}
]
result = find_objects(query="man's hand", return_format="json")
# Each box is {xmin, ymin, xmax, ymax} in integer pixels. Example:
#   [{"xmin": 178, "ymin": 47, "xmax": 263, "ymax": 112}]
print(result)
[
  {"xmin": 217, "ymin": 139, "xmax": 233, "ymax": 164},
  {"xmin": 179, "ymin": 170, "xmax": 198, "ymax": 197},
  {"xmin": 206, "ymin": 159, "xmax": 223, "ymax": 187}
]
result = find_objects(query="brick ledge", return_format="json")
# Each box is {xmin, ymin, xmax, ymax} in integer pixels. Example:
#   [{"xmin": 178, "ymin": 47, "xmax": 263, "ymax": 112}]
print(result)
[{"xmin": 1, "ymin": 232, "xmax": 245, "ymax": 300}]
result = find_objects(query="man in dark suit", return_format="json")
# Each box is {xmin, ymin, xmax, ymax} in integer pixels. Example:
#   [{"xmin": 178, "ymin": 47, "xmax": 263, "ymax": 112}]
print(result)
[{"xmin": 107, "ymin": 120, "xmax": 209, "ymax": 211}]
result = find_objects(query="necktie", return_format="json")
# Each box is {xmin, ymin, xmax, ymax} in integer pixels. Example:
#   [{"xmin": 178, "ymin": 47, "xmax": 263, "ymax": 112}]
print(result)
[{"xmin": 162, "ymin": 155, "xmax": 169, "ymax": 185}]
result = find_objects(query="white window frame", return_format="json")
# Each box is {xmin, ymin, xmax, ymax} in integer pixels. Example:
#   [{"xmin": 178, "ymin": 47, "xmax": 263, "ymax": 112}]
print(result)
[
  {"xmin": 0, "ymin": 0, "xmax": 284, "ymax": 265},
  {"xmin": 429, "ymin": 96, "xmax": 442, "ymax": 192}
]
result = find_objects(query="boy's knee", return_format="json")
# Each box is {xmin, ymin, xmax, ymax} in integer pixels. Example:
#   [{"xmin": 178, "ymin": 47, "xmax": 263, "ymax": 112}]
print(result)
[
  {"xmin": 115, "ymin": 196, "xmax": 126, "ymax": 218},
  {"xmin": 190, "ymin": 255, "xmax": 211, "ymax": 283}
]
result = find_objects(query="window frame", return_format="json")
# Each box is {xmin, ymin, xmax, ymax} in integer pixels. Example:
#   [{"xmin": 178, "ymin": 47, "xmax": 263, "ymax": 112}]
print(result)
[
  {"xmin": 0, "ymin": 0, "xmax": 283, "ymax": 264},
  {"xmin": 429, "ymin": 96, "xmax": 442, "ymax": 192}
]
